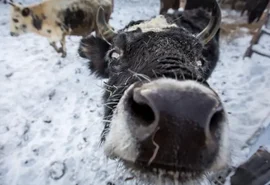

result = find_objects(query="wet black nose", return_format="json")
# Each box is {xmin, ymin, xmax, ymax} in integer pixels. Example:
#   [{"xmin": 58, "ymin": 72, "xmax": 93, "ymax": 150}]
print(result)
[
  {"xmin": 126, "ymin": 81, "xmax": 225, "ymax": 169},
  {"xmin": 129, "ymin": 84, "xmax": 223, "ymax": 138}
]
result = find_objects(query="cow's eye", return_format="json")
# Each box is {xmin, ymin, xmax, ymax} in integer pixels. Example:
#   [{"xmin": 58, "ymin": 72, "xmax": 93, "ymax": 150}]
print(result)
[{"xmin": 108, "ymin": 48, "xmax": 122, "ymax": 60}]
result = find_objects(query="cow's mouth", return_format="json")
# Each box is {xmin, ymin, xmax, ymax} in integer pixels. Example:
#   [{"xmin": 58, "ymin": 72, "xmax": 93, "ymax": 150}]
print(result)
[{"xmin": 121, "ymin": 159, "xmax": 205, "ymax": 182}]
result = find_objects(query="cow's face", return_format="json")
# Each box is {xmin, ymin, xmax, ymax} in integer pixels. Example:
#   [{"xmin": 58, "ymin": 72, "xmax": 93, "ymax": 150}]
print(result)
[
  {"xmin": 106, "ymin": 30, "xmax": 229, "ymax": 182},
  {"xmin": 9, "ymin": 3, "xmax": 31, "ymax": 36},
  {"xmin": 80, "ymin": 3, "xmax": 230, "ymax": 184}
]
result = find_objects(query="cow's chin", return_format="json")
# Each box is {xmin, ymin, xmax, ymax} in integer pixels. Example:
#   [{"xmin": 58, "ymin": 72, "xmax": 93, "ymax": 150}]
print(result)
[{"xmin": 103, "ymin": 78, "xmax": 230, "ymax": 184}]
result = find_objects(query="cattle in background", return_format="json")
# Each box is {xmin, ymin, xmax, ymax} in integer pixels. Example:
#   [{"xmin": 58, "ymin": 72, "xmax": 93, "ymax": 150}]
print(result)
[
  {"xmin": 79, "ymin": 0, "xmax": 230, "ymax": 184},
  {"xmin": 241, "ymin": 0, "xmax": 270, "ymax": 23},
  {"xmin": 159, "ymin": 0, "xmax": 180, "ymax": 14},
  {"xmin": 185, "ymin": 0, "xmax": 217, "ymax": 10},
  {"xmin": 8, "ymin": 0, "xmax": 113, "ymax": 57},
  {"xmin": 218, "ymin": 0, "xmax": 243, "ymax": 9},
  {"xmin": 229, "ymin": 0, "xmax": 245, "ymax": 10},
  {"xmin": 158, "ymin": 0, "xmax": 220, "ymax": 15}
]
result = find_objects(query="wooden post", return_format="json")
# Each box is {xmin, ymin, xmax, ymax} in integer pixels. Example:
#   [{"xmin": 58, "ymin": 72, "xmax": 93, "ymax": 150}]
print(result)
[{"xmin": 244, "ymin": 2, "xmax": 270, "ymax": 58}]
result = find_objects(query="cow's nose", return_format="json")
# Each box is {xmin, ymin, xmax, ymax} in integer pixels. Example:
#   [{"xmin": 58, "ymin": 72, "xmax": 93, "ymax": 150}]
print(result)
[
  {"xmin": 125, "ymin": 81, "xmax": 225, "ymax": 168},
  {"xmin": 129, "ymin": 83, "xmax": 224, "ymax": 139}
]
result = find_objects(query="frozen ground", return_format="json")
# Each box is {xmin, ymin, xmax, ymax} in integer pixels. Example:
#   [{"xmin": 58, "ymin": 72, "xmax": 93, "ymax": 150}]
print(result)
[{"xmin": 1, "ymin": 0, "xmax": 270, "ymax": 185}]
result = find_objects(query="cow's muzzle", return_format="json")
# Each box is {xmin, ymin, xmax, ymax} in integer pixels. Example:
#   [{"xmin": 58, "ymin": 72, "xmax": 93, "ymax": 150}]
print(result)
[{"xmin": 123, "ymin": 79, "xmax": 226, "ymax": 172}]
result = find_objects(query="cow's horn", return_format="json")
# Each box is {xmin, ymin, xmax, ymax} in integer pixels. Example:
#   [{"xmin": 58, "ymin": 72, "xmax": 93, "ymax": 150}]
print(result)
[
  {"xmin": 96, "ymin": 6, "xmax": 116, "ymax": 44},
  {"xmin": 196, "ymin": 1, "xmax": 221, "ymax": 45}
]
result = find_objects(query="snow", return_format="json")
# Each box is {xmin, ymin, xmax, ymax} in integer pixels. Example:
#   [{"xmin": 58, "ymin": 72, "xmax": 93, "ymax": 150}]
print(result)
[
  {"xmin": 1, "ymin": 0, "xmax": 270, "ymax": 185},
  {"xmin": 221, "ymin": 9, "xmax": 247, "ymax": 24},
  {"xmin": 252, "ymin": 32, "xmax": 270, "ymax": 57}
]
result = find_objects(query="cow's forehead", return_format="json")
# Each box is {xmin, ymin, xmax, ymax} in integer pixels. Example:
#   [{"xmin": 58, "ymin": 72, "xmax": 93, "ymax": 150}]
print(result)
[
  {"xmin": 112, "ymin": 27, "xmax": 198, "ymax": 55},
  {"xmin": 111, "ymin": 15, "xmax": 199, "ymax": 50},
  {"xmin": 124, "ymin": 15, "xmax": 177, "ymax": 33}
]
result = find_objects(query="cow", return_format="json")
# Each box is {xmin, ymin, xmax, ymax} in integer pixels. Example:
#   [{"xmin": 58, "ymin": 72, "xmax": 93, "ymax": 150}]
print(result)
[
  {"xmin": 159, "ymin": 0, "xmax": 180, "ymax": 14},
  {"xmin": 185, "ymin": 0, "xmax": 218, "ymax": 10},
  {"xmin": 159, "ymin": 0, "xmax": 218, "ymax": 15},
  {"xmin": 241, "ymin": 0, "xmax": 270, "ymax": 23},
  {"xmin": 8, "ymin": 0, "xmax": 113, "ymax": 57},
  {"xmin": 79, "ymin": 0, "xmax": 230, "ymax": 184},
  {"xmin": 230, "ymin": 0, "xmax": 244, "ymax": 10}
]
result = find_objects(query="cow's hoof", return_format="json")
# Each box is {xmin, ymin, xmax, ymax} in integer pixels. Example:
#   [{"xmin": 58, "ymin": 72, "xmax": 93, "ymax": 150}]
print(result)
[
  {"xmin": 61, "ymin": 53, "xmax": 67, "ymax": 58},
  {"xmin": 59, "ymin": 48, "xmax": 66, "ymax": 58}
]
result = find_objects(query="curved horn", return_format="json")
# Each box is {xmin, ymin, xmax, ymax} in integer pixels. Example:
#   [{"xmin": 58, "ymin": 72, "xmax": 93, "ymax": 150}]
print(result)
[
  {"xmin": 196, "ymin": 1, "xmax": 221, "ymax": 45},
  {"xmin": 96, "ymin": 6, "xmax": 116, "ymax": 44}
]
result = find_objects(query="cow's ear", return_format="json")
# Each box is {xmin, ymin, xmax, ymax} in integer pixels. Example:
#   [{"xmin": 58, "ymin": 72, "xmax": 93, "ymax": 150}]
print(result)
[
  {"xmin": 21, "ymin": 8, "xmax": 30, "ymax": 17},
  {"xmin": 78, "ymin": 35, "xmax": 111, "ymax": 78}
]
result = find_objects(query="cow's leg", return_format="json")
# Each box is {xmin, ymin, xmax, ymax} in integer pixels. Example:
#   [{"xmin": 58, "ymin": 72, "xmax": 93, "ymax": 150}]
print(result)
[
  {"xmin": 49, "ymin": 37, "xmax": 66, "ymax": 58},
  {"xmin": 159, "ymin": 0, "xmax": 170, "ymax": 14},
  {"xmin": 49, "ymin": 41, "xmax": 62, "ymax": 53},
  {"xmin": 172, "ymin": 0, "xmax": 180, "ymax": 11},
  {"xmin": 59, "ymin": 34, "xmax": 67, "ymax": 58},
  {"xmin": 241, "ymin": 3, "xmax": 247, "ymax": 16},
  {"xmin": 241, "ymin": 8, "xmax": 246, "ymax": 16},
  {"xmin": 231, "ymin": 0, "xmax": 237, "ymax": 9}
]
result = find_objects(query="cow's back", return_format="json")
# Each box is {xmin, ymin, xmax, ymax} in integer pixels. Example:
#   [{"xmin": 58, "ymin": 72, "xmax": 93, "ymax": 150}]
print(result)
[{"xmin": 41, "ymin": 0, "xmax": 113, "ymax": 36}]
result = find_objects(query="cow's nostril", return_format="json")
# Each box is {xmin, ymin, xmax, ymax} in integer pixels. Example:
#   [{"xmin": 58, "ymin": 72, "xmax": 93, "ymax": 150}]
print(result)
[
  {"xmin": 130, "ymin": 98, "xmax": 155, "ymax": 125},
  {"xmin": 209, "ymin": 107, "xmax": 224, "ymax": 137},
  {"xmin": 129, "ymin": 90, "xmax": 155, "ymax": 126}
]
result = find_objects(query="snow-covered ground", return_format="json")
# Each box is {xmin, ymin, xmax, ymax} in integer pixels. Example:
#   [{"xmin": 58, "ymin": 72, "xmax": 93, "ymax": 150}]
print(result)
[{"xmin": 1, "ymin": 0, "xmax": 270, "ymax": 185}]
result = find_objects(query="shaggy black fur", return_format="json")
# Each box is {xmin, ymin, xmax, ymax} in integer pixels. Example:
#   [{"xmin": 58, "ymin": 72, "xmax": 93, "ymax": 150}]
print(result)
[{"xmin": 165, "ymin": 9, "xmax": 220, "ymax": 79}]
